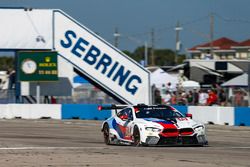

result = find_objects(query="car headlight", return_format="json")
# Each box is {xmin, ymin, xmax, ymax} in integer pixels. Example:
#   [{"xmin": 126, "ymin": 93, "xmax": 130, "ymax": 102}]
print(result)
[
  {"xmin": 194, "ymin": 125, "xmax": 205, "ymax": 131},
  {"xmin": 145, "ymin": 127, "xmax": 162, "ymax": 132}
]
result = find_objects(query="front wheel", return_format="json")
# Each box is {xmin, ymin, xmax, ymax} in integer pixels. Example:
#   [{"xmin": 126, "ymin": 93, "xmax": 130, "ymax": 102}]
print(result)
[
  {"xmin": 103, "ymin": 124, "xmax": 110, "ymax": 145},
  {"xmin": 133, "ymin": 126, "xmax": 141, "ymax": 146}
]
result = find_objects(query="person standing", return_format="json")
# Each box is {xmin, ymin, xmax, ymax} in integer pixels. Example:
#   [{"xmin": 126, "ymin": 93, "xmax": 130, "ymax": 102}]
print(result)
[
  {"xmin": 171, "ymin": 91, "xmax": 177, "ymax": 105},
  {"xmin": 187, "ymin": 90, "xmax": 193, "ymax": 105},
  {"xmin": 234, "ymin": 90, "xmax": 244, "ymax": 106},
  {"xmin": 154, "ymin": 88, "xmax": 162, "ymax": 104},
  {"xmin": 199, "ymin": 90, "xmax": 209, "ymax": 106},
  {"xmin": 193, "ymin": 89, "xmax": 199, "ymax": 105},
  {"xmin": 219, "ymin": 89, "xmax": 226, "ymax": 106},
  {"xmin": 207, "ymin": 90, "xmax": 218, "ymax": 106},
  {"xmin": 162, "ymin": 90, "xmax": 172, "ymax": 105}
]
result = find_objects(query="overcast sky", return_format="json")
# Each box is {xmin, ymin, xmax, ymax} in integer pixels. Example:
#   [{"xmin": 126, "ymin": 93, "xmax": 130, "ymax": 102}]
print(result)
[{"xmin": 1, "ymin": 0, "xmax": 250, "ymax": 53}]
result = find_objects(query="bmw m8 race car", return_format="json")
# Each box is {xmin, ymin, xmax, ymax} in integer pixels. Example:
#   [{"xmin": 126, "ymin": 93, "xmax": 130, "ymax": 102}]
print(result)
[{"xmin": 99, "ymin": 104, "xmax": 208, "ymax": 146}]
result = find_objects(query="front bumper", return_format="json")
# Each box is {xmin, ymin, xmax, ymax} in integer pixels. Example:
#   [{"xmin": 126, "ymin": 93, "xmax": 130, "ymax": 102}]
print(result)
[{"xmin": 144, "ymin": 134, "xmax": 207, "ymax": 146}]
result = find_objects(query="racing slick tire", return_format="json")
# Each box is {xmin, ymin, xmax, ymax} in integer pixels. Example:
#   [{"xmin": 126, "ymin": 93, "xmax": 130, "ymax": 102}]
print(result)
[
  {"xmin": 103, "ymin": 123, "xmax": 111, "ymax": 145},
  {"xmin": 133, "ymin": 126, "xmax": 141, "ymax": 147}
]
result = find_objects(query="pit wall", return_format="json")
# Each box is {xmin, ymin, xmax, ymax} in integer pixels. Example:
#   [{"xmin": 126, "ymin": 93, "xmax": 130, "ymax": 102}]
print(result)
[
  {"xmin": 0, "ymin": 104, "xmax": 61, "ymax": 119},
  {"xmin": 0, "ymin": 104, "xmax": 249, "ymax": 126}
]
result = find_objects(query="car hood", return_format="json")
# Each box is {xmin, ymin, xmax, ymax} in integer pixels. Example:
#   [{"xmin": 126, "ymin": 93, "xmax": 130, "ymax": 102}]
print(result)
[
  {"xmin": 136, "ymin": 118, "xmax": 176, "ymax": 129},
  {"xmin": 175, "ymin": 118, "xmax": 199, "ymax": 129},
  {"xmin": 137, "ymin": 117, "xmax": 200, "ymax": 129}
]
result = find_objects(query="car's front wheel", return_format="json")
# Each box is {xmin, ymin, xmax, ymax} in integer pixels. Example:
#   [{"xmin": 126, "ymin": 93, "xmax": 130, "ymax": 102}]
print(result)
[
  {"xmin": 133, "ymin": 126, "xmax": 141, "ymax": 146},
  {"xmin": 103, "ymin": 123, "xmax": 110, "ymax": 145}
]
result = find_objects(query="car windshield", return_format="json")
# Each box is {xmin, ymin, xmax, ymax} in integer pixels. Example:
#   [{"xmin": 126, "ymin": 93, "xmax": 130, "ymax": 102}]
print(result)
[{"xmin": 135, "ymin": 106, "xmax": 184, "ymax": 119}]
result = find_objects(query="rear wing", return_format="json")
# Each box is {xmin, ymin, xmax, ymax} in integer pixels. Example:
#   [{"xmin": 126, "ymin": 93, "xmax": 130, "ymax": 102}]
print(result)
[
  {"xmin": 98, "ymin": 104, "xmax": 128, "ymax": 116},
  {"xmin": 97, "ymin": 103, "xmax": 149, "ymax": 111},
  {"xmin": 98, "ymin": 104, "xmax": 150, "ymax": 115},
  {"xmin": 97, "ymin": 104, "xmax": 128, "ymax": 111}
]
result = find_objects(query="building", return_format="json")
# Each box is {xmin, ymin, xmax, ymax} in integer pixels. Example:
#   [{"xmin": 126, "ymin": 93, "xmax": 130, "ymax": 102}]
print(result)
[
  {"xmin": 188, "ymin": 37, "xmax": 250, "ymax": 60},
  {"xmin": 183, "ymin": 59, "xmax": 249, "ymax": 86},
  {"xmin": 180, "ymin": 37, "xmax": 250, "ymax": 86}
]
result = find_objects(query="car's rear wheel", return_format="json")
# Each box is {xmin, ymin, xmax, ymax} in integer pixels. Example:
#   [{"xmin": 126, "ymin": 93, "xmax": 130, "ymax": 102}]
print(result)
[
  {"xmin": 103, "ymin": 124, "xmax": 110, "ymax": 145},
  {"xmin": 133, "ymin": 126, "xmax": 141, "ymax": 146}
]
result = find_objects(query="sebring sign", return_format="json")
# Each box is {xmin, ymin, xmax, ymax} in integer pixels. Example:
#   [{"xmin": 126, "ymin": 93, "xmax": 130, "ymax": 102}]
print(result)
[
  {"xmin": 54, "ymin": 11, "xmax": 150, "ymax": 104},
  {"xmin": 60, "ymin": 30, "xmax": 141, "ymax": 96}
]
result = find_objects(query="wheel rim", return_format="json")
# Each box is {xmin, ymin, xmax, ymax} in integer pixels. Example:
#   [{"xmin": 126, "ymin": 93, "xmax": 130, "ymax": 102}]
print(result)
[{"xmin": 133, "ymin": 128, "xmax": 140, "ymax": 146}]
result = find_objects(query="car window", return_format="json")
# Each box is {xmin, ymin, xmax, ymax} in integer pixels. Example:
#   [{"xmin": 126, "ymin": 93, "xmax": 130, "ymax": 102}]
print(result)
[
  {"xmin": 117, "ymin": 108, "xmax": 133, "ymax": 120},
  {"xmin": 135, "ymin": 106, "xmax": 184, "ymax": 119},
  {"xmin": 117, "ymin": 109, "xmax": 126, "ymax": 118}
]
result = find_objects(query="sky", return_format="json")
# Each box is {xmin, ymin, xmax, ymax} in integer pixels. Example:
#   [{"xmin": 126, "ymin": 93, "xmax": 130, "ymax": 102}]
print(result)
[{"xmin": 0, "ymin": 0, "xmax": 250, "ymax": 54}]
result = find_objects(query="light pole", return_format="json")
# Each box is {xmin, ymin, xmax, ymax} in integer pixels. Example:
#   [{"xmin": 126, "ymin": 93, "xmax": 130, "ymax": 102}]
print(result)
[
  {"xmin": 113, "ymin": 27, "xmax": 120, "ymax": 48},
  {"xmin": 144, "ymin": 41, "xmax": 148, "ymax": 67},
  {"xmin": 174, "ymin": 21, "xmax": 183, "ymax": 64}
]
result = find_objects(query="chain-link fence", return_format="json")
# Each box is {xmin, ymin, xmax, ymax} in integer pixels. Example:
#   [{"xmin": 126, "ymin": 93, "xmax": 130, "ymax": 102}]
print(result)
[
  {"xmin": 0, "ymin": 89, "xmax": 16, "ymax": 104},
  {"xmin": 0, "ymin": 85, "xmax": 118, "ymax": 104}
]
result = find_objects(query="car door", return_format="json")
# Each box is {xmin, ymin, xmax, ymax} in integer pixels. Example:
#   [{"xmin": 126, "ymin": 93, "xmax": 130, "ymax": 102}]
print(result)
[{"xmin": 115, "ymin": 108, "xmax": 134, "ymax": 141}]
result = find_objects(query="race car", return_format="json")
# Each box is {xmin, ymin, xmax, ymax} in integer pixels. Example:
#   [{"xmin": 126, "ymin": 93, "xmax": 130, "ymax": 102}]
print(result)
[{"xmin": 99, "ymin": 104, "xmax": 208, "ymax": 146}]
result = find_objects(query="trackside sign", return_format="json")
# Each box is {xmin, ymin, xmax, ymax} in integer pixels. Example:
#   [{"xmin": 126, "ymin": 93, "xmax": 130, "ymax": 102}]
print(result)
[
  {"xmin": 18, "ymin": 51, "xmax": 58, "ymax": 81},
  {"xmin": 54, "ymin": 11, "xmax": 150, "ymax": 104}
]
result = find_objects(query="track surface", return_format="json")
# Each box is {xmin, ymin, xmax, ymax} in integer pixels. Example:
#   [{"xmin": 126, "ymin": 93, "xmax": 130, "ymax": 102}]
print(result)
[{"xmin": 0, "ymin": 120, "xmax": 249, "ymax": 167}]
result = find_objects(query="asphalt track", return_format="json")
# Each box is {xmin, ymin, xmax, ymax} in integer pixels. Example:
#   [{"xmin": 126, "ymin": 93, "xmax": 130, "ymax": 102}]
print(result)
[{"xmin": 0, "ymin": 120, "xmax": 249, "ymax": 167}]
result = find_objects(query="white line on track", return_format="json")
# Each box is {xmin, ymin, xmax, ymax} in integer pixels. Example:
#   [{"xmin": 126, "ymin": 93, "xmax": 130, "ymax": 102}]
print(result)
[
  {"xmin": 0, "ymin": 146, "xmax": 250, "ymax": 150},
  {"xmin": 0, "ymin": 147, "xmax": 108, "ymax": 150}
]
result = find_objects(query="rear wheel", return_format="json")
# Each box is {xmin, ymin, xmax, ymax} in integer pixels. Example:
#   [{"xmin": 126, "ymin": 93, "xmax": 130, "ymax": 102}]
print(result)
[
  {"xmin": 103, "ymin": 124, "xmax": 110, "ymax": 145},
  {"xmin": 133, "ymin": 126, "xmax": 141, "ymax": 146}
]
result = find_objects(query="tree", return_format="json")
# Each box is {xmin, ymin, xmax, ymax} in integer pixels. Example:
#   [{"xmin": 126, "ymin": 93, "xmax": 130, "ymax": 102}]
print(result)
[
  {"xmin": 154, "ymin": 49, "xmax": 175, "ymax": 66},
  {"xmin": 0, "ymin": 56, "xmax": 14, "ymax": 71},
  {"xmin": 123, "ymin": 46, "xmax": 187, "ymax": 66}
]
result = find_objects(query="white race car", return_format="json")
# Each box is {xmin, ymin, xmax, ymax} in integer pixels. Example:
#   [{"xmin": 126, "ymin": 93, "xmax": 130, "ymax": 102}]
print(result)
[{"xmin": 99, "ymin": 104, "xmax": 208, "ymax": 146}]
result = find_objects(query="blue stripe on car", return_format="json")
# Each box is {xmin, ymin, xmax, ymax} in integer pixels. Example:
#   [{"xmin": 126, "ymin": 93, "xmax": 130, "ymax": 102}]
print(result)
[
  {"xmin": 112, "ymin": 119, "xmax": 124, "ymax": 138},
  {"xmin": 143, "ymin": 118, "xmax": 172, "ymax": 124}
]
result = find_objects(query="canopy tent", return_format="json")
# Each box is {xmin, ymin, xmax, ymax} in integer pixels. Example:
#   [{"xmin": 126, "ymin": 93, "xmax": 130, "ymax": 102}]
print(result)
[
  {"xmin": 182, "ymin": 80, "xmax": 200, "ymax": 88},
  {"xmin": 221, "ymin": 73, "xmax": 248, "ymax": 87},
  {"xmin": 150, "ymin": 68, "xmax": 178, "ymax": 88}
]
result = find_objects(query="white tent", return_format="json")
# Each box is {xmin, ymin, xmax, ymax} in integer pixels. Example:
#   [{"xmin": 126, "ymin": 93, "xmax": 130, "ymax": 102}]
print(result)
[
  {"xmin": 221, "ymin": 73, "xmax": 248, "ymax": 87},
  {"xmin": 182, "ymin": 80, "xmax": 200, "ymax": 88},
  {"xmin": 150, "ymin": 68, "xmax": 178, "ymax": 88}
]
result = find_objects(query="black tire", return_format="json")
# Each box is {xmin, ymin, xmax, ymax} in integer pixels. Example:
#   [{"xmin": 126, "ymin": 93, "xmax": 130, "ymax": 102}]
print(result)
[
  {"xmin": 103, "ymin": 123, "xmax": 110, "ymax": 145},
  {"xmin": 133, "ymin": 126, "xmax": 141, "ymax": 147}
]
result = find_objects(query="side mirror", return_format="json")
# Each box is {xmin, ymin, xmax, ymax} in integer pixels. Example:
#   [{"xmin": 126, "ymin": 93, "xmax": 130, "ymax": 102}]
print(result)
[
  {"xmin": 185, "ymin": 113, "xmax": 192, "ymax": 119},
  {"xmin": 120, "ymin": 115, "xmax": 128, "ymax": 121}
]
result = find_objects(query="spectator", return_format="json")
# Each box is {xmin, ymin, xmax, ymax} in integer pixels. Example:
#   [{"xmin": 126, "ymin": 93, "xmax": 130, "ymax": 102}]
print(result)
[
  {"xmin": 207, "ymin": 90, "xmax": 218, "ymax": 106},
  {"xmin": 199, "ymin": 90, "xmax": 208, "ymax": 106},
  {"xmin": 187, "ymin": 91, "xmax": 193, "ymax": 105},
  {"xmin": 8, "ymin": 69, "xmax": 16, "ymax": 90},
  {"xmin": 154, "ymin": 88, "xmax": 162, "ymax": 104},
  {"xmin": 51, "ymin": 96, "xmax": 57, "ymax": 104},
  {"xmin": 171, "ymin": 91, "xmax": 177, "ymax": 105},
  {"xmin": 162, "ymin": 90, "xmax": 171, "ymax": 104},
  {"xmin": 234, "ymin": 90, "xmax": 244, "ymax": 106},
  {"xmin": 192, "ymin": 89, "xmax": 199, "ymax": 105},
  {"xmin": 218, "ymin": 89, "xmax": 226, "ymax": 106},
  {"xmin": 177, "ymin": 92, "xmax": 187, "ymax": 105}
]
